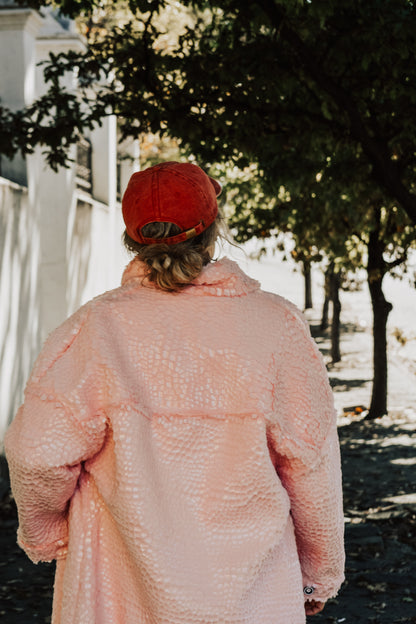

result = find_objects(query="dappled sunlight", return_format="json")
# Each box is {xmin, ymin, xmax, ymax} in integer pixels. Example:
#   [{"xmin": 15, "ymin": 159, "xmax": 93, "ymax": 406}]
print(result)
[
  {"xmin": 326, "ymin": 411, "xmax": 416, "ymax": 622},
  {"xmin": 390, "ymin": 457, "xmax": 416, "ymax": 466},
  {"xmin": 379, "ymin": 434, "xmax": 415, "ymax": 447},
  {"xmin": 338, "ymin": 412, "xmax": 415, "ymax": 517},
  {"xmin": 383, "ymin": 493, "xmax": 416, "ymax": 505}
]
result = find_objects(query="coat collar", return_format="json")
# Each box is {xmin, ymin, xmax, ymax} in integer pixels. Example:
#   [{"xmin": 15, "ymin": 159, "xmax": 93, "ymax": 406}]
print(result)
[{"xmin": 121, "ymin": 257, "xmax": 260, "ymax": 297}]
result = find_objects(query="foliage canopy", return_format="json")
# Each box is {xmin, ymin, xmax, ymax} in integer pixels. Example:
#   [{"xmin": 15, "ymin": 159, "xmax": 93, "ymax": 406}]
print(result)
[{"xmin": 3, "ymin": 0, "xmax": 416, "ymax": 228}]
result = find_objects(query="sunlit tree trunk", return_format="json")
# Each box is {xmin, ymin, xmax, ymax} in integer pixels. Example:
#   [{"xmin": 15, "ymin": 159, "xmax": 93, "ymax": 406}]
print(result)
[
  {"xmin": 330, "ymin": 270, "xmax": 342, "ymax": 363},
  {"xmin": 366, "ymin": 218, "xmax": 392, "ymax": 419},
  {"xmin": 320, "ymin": 263, "xmax": 333, "ymax": 331},
  {"xmin": 303, "ymin": 260, "xmax": 313, "ymax": 310}
]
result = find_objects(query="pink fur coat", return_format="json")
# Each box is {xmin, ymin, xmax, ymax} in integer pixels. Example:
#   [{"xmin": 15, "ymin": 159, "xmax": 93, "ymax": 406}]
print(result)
[{"xmin": 5, "ymin": 258, "xmax": 344, "ymax": 624}]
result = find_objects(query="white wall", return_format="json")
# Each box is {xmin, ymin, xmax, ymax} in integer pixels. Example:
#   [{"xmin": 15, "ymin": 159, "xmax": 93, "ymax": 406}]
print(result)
[
  {"xmin": 0, "ymin": 7, "xmax": 136, "ymax": 446},
  {"xmin": 0, "ymin": 177, "xmax": 40, "ymax": 444},
  {"xmin": 67, "ymin": 193, "xmax": 130, "ymax": 314},
  {"xmin": 0, "ymin": 179, "xmax": 130, "ymax": 448}
]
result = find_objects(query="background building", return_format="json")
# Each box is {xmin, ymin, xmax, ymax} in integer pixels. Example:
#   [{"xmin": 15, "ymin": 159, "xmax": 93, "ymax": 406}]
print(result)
[{"xmin": 0, "ymin": 2, "xmax": 138, "ymax": 444}]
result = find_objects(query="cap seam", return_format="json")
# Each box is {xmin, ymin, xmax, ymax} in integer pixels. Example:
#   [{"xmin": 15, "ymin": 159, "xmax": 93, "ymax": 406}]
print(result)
[
  {"xmin": 155, "ymin": 168, "xmax": 161, "ymax": 220},
  {"xmin": 164, "ymin": 169, "xmax": 209, "ymax": 203}
]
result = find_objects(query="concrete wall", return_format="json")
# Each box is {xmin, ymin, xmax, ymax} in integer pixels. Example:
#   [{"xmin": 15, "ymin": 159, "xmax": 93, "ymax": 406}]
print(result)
[
  {"xmin": 67, "ymin": 192, "xmax": 129, "ymax": 315},
  {"xmin": 0, "ymin": 7, "xmax": 138, "ymax": 446},
  {"xmin": 0, "ymin": 177, "xmax": 40, "ymax": 444},
  {"xmin": 0, "ymin": 176, "xmax": 131, "ymax": 446}
]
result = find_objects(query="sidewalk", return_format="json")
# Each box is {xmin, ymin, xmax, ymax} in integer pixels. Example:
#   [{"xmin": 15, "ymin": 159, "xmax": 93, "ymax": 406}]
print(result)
[{"xmin": 0, "ymin": 463, "xmax": 54, "ymax": 622}]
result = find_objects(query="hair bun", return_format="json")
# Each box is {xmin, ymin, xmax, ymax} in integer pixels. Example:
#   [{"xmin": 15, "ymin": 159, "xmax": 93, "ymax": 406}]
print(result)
[
  {"xmin": 150, "ymin": 254, "xmax": 172, "ymax": 272},
  {"xmin": 150, "ymin": 258, "xmax": 162, "ymax": 272}
]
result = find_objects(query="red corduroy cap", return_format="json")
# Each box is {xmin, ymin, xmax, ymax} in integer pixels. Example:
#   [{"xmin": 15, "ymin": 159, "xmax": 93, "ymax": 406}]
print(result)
[{"xmin": 122, "ymin": 161, "xmax": 222, "ymax": 245}]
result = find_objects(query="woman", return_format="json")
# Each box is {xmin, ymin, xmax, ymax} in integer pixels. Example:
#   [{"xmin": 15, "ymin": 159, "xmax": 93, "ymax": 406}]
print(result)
[{"xmin": 5, "ymin": 161, "xmax": 344, "ymax": 624}]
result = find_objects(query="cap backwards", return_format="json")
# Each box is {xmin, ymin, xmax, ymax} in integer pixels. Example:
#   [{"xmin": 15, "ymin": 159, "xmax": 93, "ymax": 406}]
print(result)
[{"xmin": 122, "ymin": 161, "xmax": 221, "ymax": 245}]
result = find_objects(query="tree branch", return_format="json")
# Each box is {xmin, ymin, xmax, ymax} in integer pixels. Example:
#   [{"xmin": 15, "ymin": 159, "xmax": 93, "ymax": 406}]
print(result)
[
  {"xmin": 385, "ymin": 254, "xmax": 407, "ymax": 270},
  {"xmin": 253, "ymin": 0, "xmax": 416, "ymax": 224}
]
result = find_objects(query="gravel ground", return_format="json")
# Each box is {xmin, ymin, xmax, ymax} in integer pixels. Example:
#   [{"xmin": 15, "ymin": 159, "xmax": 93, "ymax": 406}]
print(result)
[
  {"xmin": 313, "ymin": 411, "xmax": 416, "ymax": 623},
  {"xmin": 0, "ymin": 476, "xmax": 54, "ymax": 623}
]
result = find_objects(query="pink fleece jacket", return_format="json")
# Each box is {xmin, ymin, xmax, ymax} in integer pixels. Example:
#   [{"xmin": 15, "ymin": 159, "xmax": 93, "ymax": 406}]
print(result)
[{"xmin": 5, "ymin": 258, "xmax": 344, "ymax": 624}]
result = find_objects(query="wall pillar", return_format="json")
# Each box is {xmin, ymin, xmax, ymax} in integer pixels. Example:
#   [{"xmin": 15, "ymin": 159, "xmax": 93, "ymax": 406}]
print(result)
[{"xmin": 0, "ymin": 8, "xmax": 43, "ymax": 185}]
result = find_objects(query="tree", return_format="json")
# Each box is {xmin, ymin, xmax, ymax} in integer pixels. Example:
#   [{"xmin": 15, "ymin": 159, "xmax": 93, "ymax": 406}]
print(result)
[
  {"xmin": 3, "ymin": 0, "xmax": 416, "ymax": 417},
  {"xmin": 222, "ymin": 149, "xmax": 415, "ymax": 418},
  {"xmin": 4, "ymin": 0, "xmax": 416, "ymax": 226},
  {"xmin": 222, "ymin": 159, "xmax": 352, "ymax": 362}
]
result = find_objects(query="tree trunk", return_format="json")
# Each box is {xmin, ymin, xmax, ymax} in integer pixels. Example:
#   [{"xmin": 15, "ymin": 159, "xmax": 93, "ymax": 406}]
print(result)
[
  {"xmin": 320, "ymin": 263, "xmax": 333, "ymax": 331},
  {"xmin": 321, "ymin": 291, "xmax": 330, "ymax": 331},
  {"xmin": 366, "ymin": 227, "xmax": 393, "ymax": 419},
  {"xmin": 330, "ymin": 270, "xmax": 341, "ymax": 363},
  {"xmin": 303, "ymin": 260, "xmax": 313, "ymax": 310}
]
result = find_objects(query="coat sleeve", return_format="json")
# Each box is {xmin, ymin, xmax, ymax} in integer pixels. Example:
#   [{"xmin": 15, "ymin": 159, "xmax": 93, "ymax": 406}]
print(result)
[
  {"xmin": 268, "ymin": 307, "xmax": 345, "ymax": 603},
  {"xmin": 4, "ymin": 306, "xmax": 108, "ymax": 564}
]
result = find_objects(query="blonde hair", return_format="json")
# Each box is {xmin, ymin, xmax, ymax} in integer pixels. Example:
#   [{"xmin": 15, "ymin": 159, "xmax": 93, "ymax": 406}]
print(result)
[{"xmin": 123, "ymin": 216, "xmax": 223, "ymax": 292}]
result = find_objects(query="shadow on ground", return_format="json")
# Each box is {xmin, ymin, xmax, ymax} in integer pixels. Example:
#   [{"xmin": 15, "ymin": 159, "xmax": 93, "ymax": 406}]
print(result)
[
  {"xmin": 310, "ymin": 319, "xmax": 369, "ymax": 362},
  {"xmin": 311, "ymin": 414, "xmax": 416, "ymax": 624},
  {"xmin": 329, "ymin": 377, "xmax": 371, "ymax": 393}
]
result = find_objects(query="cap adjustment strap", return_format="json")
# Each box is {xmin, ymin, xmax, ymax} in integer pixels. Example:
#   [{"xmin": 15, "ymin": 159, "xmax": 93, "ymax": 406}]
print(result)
[{"xmin": 138, "ymin": 221, "xmax": 206, "ymax": 245}]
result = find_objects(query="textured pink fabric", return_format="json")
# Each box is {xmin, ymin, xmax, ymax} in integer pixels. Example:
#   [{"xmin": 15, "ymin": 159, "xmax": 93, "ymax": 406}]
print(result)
[{"xmin": 5, "ymin": 258, "xmax": 344, "ymax": 624}]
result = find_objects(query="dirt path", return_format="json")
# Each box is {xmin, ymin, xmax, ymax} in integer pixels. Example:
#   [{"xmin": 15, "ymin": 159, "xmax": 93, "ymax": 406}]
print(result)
[{"xmin": 313, "ymin": 411, "xmax": 416, "ymax": 623}]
